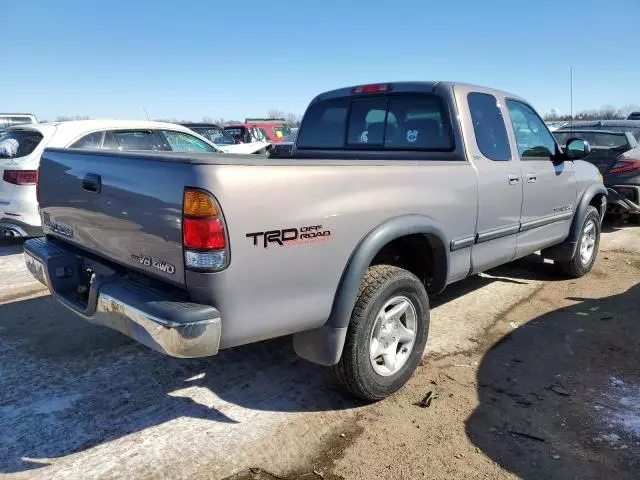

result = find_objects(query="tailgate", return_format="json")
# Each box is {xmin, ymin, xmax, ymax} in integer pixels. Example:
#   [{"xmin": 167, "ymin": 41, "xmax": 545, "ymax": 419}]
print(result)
[{"xmin": 38, "ymin": 149, "xmax": 195, "ymax": 287}]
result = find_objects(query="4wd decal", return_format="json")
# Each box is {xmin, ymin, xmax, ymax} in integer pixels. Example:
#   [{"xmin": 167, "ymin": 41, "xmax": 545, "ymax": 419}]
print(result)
[
  {"xmin": 131, "ymin": 254, "xmax": 176, "ymax": 274},
  {"xmin": 246, "ymin": 225, "xmax": 331, "ymax": 248},
  {"xmin": 42, "ymin": 213, "xmax": 74, "ymax": 238}
]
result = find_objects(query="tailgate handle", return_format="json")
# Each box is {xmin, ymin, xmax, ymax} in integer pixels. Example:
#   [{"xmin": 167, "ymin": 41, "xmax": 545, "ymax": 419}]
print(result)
[{"xmin": 82, "ymin": 174, "xmax": 101, "ymax": 193}]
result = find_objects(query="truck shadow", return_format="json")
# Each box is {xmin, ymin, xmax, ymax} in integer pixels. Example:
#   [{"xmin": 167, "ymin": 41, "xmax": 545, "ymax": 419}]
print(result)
[
  {"xmin": 0, "ymin": 238, "xmax": 24, "ymax": 257},
  {"xmin": 466, "ymin": 283, "xmax": 640, "ymax": 479},
  {"xmin": 0, "ymin": 254, "xmax": 560, "ymax": 473}
]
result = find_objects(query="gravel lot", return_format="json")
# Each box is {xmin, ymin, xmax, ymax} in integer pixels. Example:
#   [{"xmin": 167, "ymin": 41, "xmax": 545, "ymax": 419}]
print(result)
[{"xmin": 1, "ymin": 221, "xmax": 638, "ymax": 479}]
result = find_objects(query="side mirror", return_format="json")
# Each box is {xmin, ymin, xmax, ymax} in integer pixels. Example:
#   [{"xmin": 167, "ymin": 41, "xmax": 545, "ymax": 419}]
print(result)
[{"xmin": 565, "ymin": 138, "xmax": 591, "ymax": 160}]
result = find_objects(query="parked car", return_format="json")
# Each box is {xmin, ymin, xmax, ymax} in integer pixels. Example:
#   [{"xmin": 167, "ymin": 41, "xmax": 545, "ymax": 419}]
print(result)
[
  {"xmin": 545, "ymin": 121, "xmax": 568, "ymax": 132},
  {"xmin": 0, "ymin": 113, "xmax": 37, "ymax": 131},
  {"xmin": 268, "ymin": 131, "xmax": 297, "ymax": 158},
  {"xmin": 0, "ymin": 120, "xmax": 222, "ymax": 238},
  {"xmin": 225, "ymin": 120, "xmax": 292, "ymax": 144},
  {"xmin": 554, "ymin": 120, "xmax": 640, "ymax": 220},
  {"xmin": 182, "ymin": 123, "xmax": 271, "ymax": 154},
  {"xmin": 25, "ymin": 82, "xmax": 605, "ymax": 400},
  {"xmin": 627, "ymin": 112, "xmax": 640, "ymax": 121}
]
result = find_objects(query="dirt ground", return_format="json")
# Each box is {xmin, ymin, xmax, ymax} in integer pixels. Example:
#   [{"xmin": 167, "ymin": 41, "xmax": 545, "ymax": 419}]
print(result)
[
  {"xmin": 228, "ymin": 229, "xmax": 640, "ymax": 480},
  {"xmin": 1, "ymin": 222, "xmax": 638, "ymax": 480}
]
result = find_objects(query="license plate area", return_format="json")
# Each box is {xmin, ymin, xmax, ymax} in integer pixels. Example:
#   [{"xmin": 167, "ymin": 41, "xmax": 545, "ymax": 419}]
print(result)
[{"xmin": 25, "ymin": 253, "xmax": 47, "ymax": 286}]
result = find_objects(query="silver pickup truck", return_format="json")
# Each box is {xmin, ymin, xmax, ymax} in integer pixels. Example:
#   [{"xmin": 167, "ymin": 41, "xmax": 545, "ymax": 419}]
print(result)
[{"xmin": 24, "ymin": 82, "xmax": 607, "ymax": 400}]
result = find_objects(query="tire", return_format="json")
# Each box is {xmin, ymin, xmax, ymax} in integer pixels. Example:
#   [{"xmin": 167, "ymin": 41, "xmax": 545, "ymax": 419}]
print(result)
[
  {"xmin": 555, "ymin": 206, "xmax": 601, "ymax": 278},
  {"xmin": 333, "ymin": 265, "xmax": 430, "ymax": 401}
]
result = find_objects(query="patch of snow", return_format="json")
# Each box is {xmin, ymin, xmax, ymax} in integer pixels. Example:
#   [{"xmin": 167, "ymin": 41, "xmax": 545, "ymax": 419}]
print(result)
[
  {"xmin": 596, "ymin": 379, "xmax": 640, "ymax": 443},
  {"xmin": 610, "ymin": 376, "xmax": 625, "ymax": 386},
  {"xmin": 598, "ymin": 433, "xmax": 621, "ymax": 444},
  {"xmin": 0, "ymin": 393, "xmax": 82, "ymax": 418}
]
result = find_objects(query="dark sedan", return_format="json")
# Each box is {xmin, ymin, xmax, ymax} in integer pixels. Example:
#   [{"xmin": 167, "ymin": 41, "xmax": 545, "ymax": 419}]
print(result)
[{"xmin": 555, "ymin": 120, "xmax": 640, "ymax": 220}]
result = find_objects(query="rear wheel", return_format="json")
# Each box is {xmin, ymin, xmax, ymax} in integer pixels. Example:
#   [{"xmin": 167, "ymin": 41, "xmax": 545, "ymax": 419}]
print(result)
[
  {"xmin": 333, "ymin": 265, "xmax": 429, "ymax": 401},
  {"xmin": 556, "ymin": 206, "xmax": 601, "ymax": 278}
]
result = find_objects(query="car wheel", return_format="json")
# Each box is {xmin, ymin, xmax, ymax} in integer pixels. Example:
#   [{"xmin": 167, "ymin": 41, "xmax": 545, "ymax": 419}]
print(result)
[
  {"xmin": 556, "ymin": 206, "xmax": 601, "ymax": 278},
  {"xmin": 333, "ymin": 265, "xmax": 429, "ymax": 401}
]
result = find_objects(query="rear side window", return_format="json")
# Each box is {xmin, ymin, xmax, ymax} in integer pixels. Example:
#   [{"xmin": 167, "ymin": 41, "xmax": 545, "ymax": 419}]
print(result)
[
  {"xmin": 298, "ymin": 94, "xmax": 452, "ymax": 151},
  {"xmin": 161, "ymin": 131, "xmax": 216, "ymax": 152},
  {"xmin": 102, "ymin": 130, "xmax": 170, "ymax": 151},
  {"xmin": 0, "ymin": 130, "xmax": 43, "ymax": 159},
  {"xmin": 70, "ymin": 131, "xmax": 104, "ymax": 149},
  {"xmin": 554, "ymin": 131, "xmax": 629, "ymax": 149},
  {"xmin": 467, "ymin": 93, "xmax": 511, "ymax": 161}
]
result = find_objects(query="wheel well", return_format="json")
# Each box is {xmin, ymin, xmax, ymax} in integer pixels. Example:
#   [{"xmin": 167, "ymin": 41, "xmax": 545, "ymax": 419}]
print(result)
[
  {"xmin": 370, "ymin": 233, "xmax": 447, "ymax": 294},
  {"xmin": 589, "ymin": 193, "xmax": 605, "ymax": 218}
]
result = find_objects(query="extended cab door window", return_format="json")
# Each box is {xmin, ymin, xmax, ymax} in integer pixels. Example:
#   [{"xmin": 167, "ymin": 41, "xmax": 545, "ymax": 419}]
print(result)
[
  {"xmin": 505, "ymin": 100, "xmax": 557, "ymax": 159},
  {"xmin": 467, "ymin": 93, "xmax": 511, "ymax": 161}
]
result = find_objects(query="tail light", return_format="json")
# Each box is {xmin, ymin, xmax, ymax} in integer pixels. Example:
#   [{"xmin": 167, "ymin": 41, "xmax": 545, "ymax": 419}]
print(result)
[
  {"xmin": 608, "ymin": 159, "xmax": 640, "ymax": 175},
  {"xmin": 351, "ymin": 83, "xmax": 392, "ymax": 94},
  {"xmin": 182, "ymin": 188, "xmax": 229, "ymax": 271},
  {"xmin": 3, "ymin": 170, "xmax": 38, "ymax": 185},
  {"xmin": 36, "ymin": 168, "xmax": 40, "ymax": 203}
]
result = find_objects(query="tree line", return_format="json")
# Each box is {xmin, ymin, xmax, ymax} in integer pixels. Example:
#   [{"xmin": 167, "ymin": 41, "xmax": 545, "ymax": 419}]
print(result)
[{"xmin": 543, "ymin": 104, "xmax": 639, "ymax": 122}]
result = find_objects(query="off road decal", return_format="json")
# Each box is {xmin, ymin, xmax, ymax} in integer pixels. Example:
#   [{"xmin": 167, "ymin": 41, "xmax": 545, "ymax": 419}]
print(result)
[{"xmin": 246, "ymin": 225, "xmax": 331, "ymax": 248}]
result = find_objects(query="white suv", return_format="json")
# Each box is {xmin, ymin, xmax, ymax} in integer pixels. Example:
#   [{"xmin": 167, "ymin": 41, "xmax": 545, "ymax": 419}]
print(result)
[{"xmin": 0, "ymin": 120, "xmax": 222, "ymax": 237}]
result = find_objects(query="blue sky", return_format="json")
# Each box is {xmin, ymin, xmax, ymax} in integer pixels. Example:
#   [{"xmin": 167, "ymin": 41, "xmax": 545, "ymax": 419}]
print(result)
[{"xmin": 4, "ymin": 0, "xmax": 639, "ymax": 121}]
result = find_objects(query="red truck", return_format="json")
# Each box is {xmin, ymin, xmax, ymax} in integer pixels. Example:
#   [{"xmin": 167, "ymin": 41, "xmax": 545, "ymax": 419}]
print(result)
[{"xmin": 223, "ymin": 118, "xmax": 291, "ymax": 144}]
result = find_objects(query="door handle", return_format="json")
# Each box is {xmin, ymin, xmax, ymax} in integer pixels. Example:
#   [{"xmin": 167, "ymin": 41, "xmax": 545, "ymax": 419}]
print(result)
[
  {"xmin": 508, "ymin": 175, "xmax": 521, "ymax": 185},
  {"xmin": 82, "ymin": 173, "xmax": 102, "ymax": 193},
  {"xmin": 526, "ymin": 173, "xmax": 537, "ymax": 183}
]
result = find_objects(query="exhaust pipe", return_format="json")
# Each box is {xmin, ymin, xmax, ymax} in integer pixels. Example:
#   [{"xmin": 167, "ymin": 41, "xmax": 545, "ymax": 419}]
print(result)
[{"xmin": 1, "ymin": 225, "xmax": 28, "ymax": 238}]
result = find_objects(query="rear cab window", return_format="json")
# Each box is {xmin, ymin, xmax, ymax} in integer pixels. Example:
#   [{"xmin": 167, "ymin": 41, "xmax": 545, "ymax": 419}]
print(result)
[
  {"xmin": 297, "ymin": 93, "xmax": 453, "ymax": 152},
  {"xmin": 0, "ymin": 130, "xmax": 44, "ymax": 159}
]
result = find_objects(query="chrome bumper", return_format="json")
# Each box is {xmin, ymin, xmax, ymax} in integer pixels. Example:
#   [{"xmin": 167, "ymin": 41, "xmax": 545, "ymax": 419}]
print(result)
[{"xmin": 24, "ymin": 238, "xmax": 221, "ymax": 358}]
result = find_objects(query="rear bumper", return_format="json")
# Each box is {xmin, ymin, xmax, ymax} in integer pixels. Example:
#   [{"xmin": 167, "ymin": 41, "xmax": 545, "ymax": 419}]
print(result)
[
  {"xmin": 1, "ymin": 218, "xmax": 43, "ymax": 238},
  {"xmin": 23, "ymin": 237, "xmax": 221, "ymax": 358}
]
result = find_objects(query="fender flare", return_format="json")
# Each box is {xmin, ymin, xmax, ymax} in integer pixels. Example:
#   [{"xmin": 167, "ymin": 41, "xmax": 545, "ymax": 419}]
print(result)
[
  {"xmin": 542, "ymin": 183, "xmax": 607, "ymax": 262},
  {"xmin": 293, "ymin": 214, "xmax": 449, "ymax": 366}
]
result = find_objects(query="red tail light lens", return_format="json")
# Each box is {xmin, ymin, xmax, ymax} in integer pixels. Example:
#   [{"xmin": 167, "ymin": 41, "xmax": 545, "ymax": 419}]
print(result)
[
  {"xmin": 3, "ymin": 170, "xmax": 38, "ymax": 185},
  {"xmin": 182, "ymin": 188, "xmax": 229, "ymax": 271},
  {"xmin": 608, "ymin": 159, "xmax": 640, "ymax": 175},
  {"xmin": 351, "ymin": 84, "xmax": 392, "ymax": 94},
  {"xmin": 183, "ymin": 218, "xmax": 225, "ymax": 250}
]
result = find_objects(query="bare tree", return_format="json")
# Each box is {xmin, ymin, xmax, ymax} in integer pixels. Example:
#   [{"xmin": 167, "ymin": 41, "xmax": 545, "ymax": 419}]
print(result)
[
  {"xmin": 544, "ymin": 104, "xmax": 633, "ymax": 122},
  {"xmin": 285, "ymin": 112, "xmax": 302, "ymax": 127},
  {"xmin": 56, "ymin": 115, "xmax": 91, "ymax": 121},
  {"xmin": 202, "ymin": 116, "xmax": 213, "ymax": 123},
  {"xmin": 267, "ymin": 109, "xmax": 285, "ymax": 119}
]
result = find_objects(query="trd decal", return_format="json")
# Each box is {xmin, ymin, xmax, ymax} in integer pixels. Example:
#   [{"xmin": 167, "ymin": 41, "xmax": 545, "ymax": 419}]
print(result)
[
  {"xmin": 131, "ymin": 254, "xmax": 176, "ymax": 274},
  {"xmin": 247, "ymin": 225, "xmax": 331, "ymax": 248}
]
